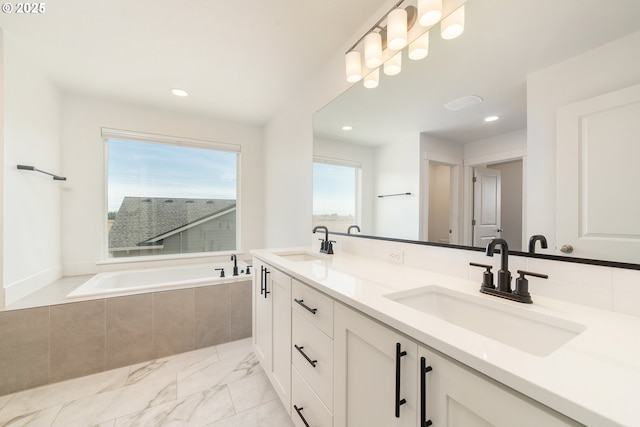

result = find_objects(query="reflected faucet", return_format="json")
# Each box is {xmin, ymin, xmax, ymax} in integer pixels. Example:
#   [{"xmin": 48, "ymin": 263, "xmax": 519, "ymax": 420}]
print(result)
[
  {"xmin": 231, "ymin": 254, "xmax": 239, "ymax": 276},
  {"xmin": 528, "ymin": 235, "xmax": 548, "ymax": 254},
  {"xmin": 486, "ymin": 238, "xmax": 511, "ymax": 293},
  {"xmin": 347, "ymin": 225, "xmax": 360, "ymax": 234},
  {"xmin": 313, "ymin": 226, "xmax": 334, "ymax": 254}
]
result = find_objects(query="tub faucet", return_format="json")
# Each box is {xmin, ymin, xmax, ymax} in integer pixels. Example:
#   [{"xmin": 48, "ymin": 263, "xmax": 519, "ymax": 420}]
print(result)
[
  {"xmin": 486, "ymin": 238, "xmax": 511, "ymax": 293},
  {"xmin": 313, "ymin": 226, "xmax": 334, "ymax": 254},
  {"xmin": 231, "ymin": 254, "xmax": 239, "ymax": 276},
  {"xmin": 347, "ymin": 225, "xmax": 360, "ymax": 234},
  {"xmin": 528, "ymin": 235, "xmax": 548, "ymax": 253}
]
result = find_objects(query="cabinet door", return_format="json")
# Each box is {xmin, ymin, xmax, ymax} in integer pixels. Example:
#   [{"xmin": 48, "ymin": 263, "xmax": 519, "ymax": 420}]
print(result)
[
  {"xmin": 252, "ymin": 259, "xmax": 271, "ymax": 368},
  {"xmin": 334, "ymin": 302, "xmax": 417, "ymax": 427},
  {"xmin": 270, "ymin": 267, "xmax": 292, "ymax": 412},
  {"xmin": 418, "ymin": 346, "xmax": 580, "ymax": 427}
]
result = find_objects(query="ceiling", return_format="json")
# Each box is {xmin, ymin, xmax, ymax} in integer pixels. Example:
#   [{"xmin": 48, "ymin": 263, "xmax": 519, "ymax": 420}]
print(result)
[
  {"xmin": 314, "ymin": 0, "xmax": 640, "ymax": 145},
  {"xmin": 0, "ymin": 0, "xmax": 388, "ymax": 125}
]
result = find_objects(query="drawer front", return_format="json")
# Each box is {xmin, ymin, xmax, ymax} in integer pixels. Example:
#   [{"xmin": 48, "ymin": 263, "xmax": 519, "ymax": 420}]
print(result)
[
  {"xmin": 292, "ymin": 310, "xmax": 333, "ymax": 411},
  {"xmin": 292, "ymin": 279, "xmax": 334, "ymax": 338},
  {"xmin": 292, "ymin": 366, "xmax": 333, "ymax": 427}
]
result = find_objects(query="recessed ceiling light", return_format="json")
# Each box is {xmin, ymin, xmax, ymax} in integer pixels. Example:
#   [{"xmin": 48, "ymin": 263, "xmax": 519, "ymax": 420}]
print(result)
[
  {"xmin": 444, "ymin": 95, "xmax": 483, "ymax": 111},
  {"xmin": 342, "ymin": 125, "xmax": 353, "ymax": 131},
  {"xmin": 484, "ymin": 115, "xmax": 500, "ymax": 122},
  {"xmin": 171, "ymin": 88, "xmax": 189, "ymax": 97}
]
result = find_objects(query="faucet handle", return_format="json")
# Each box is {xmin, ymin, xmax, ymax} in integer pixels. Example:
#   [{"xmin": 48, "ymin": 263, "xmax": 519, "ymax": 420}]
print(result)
[
  {"xmin": 469, "ymin": 262, "xmax": 494, "ymax": 290},
  {"xmin": 513, "ymin": 270, "xmax": 548, "ymax": 303}
]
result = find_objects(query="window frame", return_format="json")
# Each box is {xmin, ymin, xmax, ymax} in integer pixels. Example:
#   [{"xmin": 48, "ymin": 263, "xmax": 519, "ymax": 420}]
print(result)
[{"xmin": 101, "ymin": 128, "xmax": 241, "ymax": 263}]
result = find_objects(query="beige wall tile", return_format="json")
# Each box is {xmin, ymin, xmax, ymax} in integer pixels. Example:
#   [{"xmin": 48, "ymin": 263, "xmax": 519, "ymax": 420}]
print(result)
[
  {"xmin": 229, "ymin": 281, "xmax": 252, "ymax": 341},
  {"xmin": 0, "ymin": 307, "xmax": 50, "ymax": 395},
  {"xmin": 195, "ymin": 285, "xmax": 230, "ymax": 348},
  {"xmin": 106, "ymin": 294, "xmax": 154, "ymax": 369},
  {"xmin": 153, "ymin": 289, "xmax": 195, "ymax": 357},
  {"xmin": 50, "ymin": 300, "xmax": 106, "ymax": 383}
]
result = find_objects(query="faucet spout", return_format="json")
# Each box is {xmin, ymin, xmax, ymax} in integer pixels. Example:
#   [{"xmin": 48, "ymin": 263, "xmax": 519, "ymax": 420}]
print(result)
[
  {"xmin": 312, "ymin": 226, "xmax": 334, "ymax": 254},
  {"xmin": 347, "ymin": 225, "xmax": 360, "ymax": 234},
  {"xmin": 230, "ymin": 254, "xmax": 239, "ymax": 276},
  {"xmin": 528, "ymin": 235, "xmax": 548, "ymax": 253},
  {"xmin": 486, "ymin": 238, "xmax": 511, "ymax": 292}
]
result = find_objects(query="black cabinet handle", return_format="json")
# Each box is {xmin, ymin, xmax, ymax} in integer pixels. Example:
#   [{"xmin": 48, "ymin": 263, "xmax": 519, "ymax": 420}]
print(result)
[
  {"xmin": 259, "ymin": 266, "xmax": 265, "ymax": 295},
  {"xmin": 294, "ymin": 298, "xmax": 318, "ymax": 314},
  {"xmin": 294, "ymin": 344, "xmax": 318, "ymax": 368},
  {"xmin": 395, "ymin": 342, "xmax": 407, "ymax": 418},
  {"xmin": 263, "ymin": 268, "xmax": 270, "ymax": 298},
  {"xmin": 294, "ymin": 405, "xmax": 310, "ymax": 427},
  {"xmin": 420, "ymin": 356, "xmax": 433, "ymax": 427}
]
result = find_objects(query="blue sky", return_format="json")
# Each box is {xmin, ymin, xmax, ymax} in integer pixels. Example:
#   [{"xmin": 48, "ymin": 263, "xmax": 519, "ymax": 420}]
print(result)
[
  {"xmin": 108, "ymin": 139, "xmax": 237, "ymax": 212},
  {"xmin": 313, "ymin": 162, "xmax": 356, "ymax": 216}
]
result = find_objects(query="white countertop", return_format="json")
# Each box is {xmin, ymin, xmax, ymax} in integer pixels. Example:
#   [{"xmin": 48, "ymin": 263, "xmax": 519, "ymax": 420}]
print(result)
[{"xmin": 252, "ymin": 247, "xmax": 640, "ymax": 427}]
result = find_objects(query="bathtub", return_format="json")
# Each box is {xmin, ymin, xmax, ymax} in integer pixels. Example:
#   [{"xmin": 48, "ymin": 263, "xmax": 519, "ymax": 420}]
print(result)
[{"xmin": 67, "ymin": 261, "xmax": 251, "ymax": 299}]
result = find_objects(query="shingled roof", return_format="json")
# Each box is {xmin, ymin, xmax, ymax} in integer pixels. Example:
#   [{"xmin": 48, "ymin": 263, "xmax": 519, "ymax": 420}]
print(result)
[{"xmin": 109, "ymin": 196, "xmax": 236, "ymax": 249}]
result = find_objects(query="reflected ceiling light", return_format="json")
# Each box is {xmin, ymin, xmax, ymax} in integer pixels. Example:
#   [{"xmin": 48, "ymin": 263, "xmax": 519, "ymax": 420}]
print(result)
[
  {"xmin": 484, "ymin": 115, "xmax": 500, "ymax": 122},
  {"xmin": 408, "ymin": 31, "xmax": 430, "ymax": 60},
  {"xmin": 441, "ymin": 5, "xmax": 465, "ymax": 40},
  {"xmin": 363, "ymin": 68, "xmax": 380, "ymax": 89},
  {"xmin": 364, "ymin": 32, "xmax": 383, "ymax": 68},
  {"xmin": 345, "ymin": 50, "xmax": 363, "ymax": 82},
  {"xmin": 384, "ymin": 52, "xmax": 402, "ymax": 76},
  {"xmin": 171, "ymin": 88, "xmax": 189, "ymax": 97},
  {"xmin": 417, "ymin": 0, "xmax": 442, "ymax": 27},
  {"xmin": 342, "ymin": 125, "xmax": 353, "ymax": 131},
  {"xmin": 444, "ymin": 95, "xmax": 483, "ymax": 111},
  {"xmin": 387, "ymin": 8, "xmax": 408, "ymax": 50}
]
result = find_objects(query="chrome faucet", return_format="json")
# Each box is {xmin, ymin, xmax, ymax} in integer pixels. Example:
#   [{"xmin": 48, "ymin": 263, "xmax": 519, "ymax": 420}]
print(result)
[
  {"xmin": 313, "ymin": 226, "xmax": 334, "ymax": 254},
  {"xmin": 470, "ymin": 238, "xmax": 548, "ymax": 303},
  {"xmin": 230, "ymin": 254, "xmax": 239, "ymax": 276},
  {"xmin": 528, "ymin": 235, "xmax": 548, "ymax": 253},
  {"xmin": 347, "ymin": 225, "xmax": 360, "ymax": 234}
]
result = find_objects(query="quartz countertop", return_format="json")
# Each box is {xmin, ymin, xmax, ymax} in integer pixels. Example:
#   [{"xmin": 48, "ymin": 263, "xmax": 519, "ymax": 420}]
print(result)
[{"xmin": 252, "ymin": 247, "xmax": 640, "ymax": 427}]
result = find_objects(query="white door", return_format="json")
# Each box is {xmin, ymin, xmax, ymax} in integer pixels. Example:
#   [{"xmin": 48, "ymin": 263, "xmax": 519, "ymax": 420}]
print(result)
[
  {"xmin": 334, "ymin": 303, "xmax": 417, "ymax": 427},
  {"xmin": 269, "ymin": 267, "xmax": 292, "ymax": 412},
  {"xmin": 557, "ymin": 83, "xmax": 640, "ymax": 263},
  {"xmin": 473, "ymin": 167, "xmax": 502, "ymax": 248}
]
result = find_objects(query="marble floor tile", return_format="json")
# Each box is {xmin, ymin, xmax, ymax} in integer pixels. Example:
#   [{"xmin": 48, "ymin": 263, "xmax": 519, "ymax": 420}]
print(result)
[
  {"xmin": 0, "ymin": 366, "xmax": 130, "ymax": 422},
  {"xmin": 216, "ymin": 337, "xmax": 252, "ymax": 361},
  {"xmin": 177, "ymin": 351, "xmax": 261, "ymax": 399},
  {"xmin": 227, "ymin": 373, "xmax": 278, "ymax": 413},
  {"xmin": 52, "ymin": 374, "xmax": 177, "ymax": 427},
  {"xmin": 0, "ymin": 394, "xmax": 11, "ymax": 411},
  {"xmin": 0, "ymin": 405, "xmax": 61, "ymax": 427},
  {"xmin": 114, "ymin": 385, "xmax": 234, "ymax": 427},
  {"xmin": 206, "ymin": 399, "xmax": 294, "ymax": 427},
  {"xmin": 127, "ymin": 346, "xmax": 219, "ymax": 386}
]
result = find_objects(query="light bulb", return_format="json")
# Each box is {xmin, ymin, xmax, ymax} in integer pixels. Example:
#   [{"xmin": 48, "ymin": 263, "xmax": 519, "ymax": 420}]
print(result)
[
  {"xmin": 363, "ymin": 68, "xmax": 380, "ymax": 89},
  {"xmin": 441, "ymin": 5, "xmax": 464, "ymax": 40},
  {"xmin": 384, "ymin": 52, "xmax": 402, "ymax": 76},
  {"xmin": 408, "ymin": 31, "xmax": 430, "ymax": 60},
  {"xmin": 345, "ymin": 50, "xmax": 362, "ymax": 82},
  {"xmin": 387, "ymin": 8, "xmax": 408, "ymax": 50},
  {"xmin": 364, "ymin": 32, "xmax": 383, "ymax": 68},
  {"xmin": 417, "ymin": 0, "xmax": 442, "ymax": 27}
]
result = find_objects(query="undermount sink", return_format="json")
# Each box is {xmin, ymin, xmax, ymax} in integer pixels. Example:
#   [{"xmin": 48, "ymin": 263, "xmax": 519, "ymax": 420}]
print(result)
[
  {"xmin": 385, "ymin": 285, "xmax": 586, "ymax": 356},
  {"xmin": 274, "ymin": 251, "xmax": 324, "ymax": 262}
]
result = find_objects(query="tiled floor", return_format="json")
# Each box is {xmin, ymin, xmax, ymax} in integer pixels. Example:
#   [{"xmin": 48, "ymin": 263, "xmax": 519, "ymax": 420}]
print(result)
[{"xmin": 0, "ymin": 338, "xmax": 294, "ymax": 427}]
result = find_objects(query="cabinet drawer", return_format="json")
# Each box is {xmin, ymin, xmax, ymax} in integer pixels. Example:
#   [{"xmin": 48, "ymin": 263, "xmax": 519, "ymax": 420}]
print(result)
[
  {"xmin": 292, "ymin": 310, "xmax": 333, "ymax": 411},
  {"xmin": 292, "ymin": 366, "xmax": 333, "ymax": 427},
  {"xmin": 292, "ymin": 279, "xmax": 334, "ymax": 338}
]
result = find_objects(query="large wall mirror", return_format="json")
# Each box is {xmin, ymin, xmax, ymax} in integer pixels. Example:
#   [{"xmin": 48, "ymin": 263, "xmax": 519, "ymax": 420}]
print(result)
[{"xmin": 313, "ymin": 0, "xmax": 640, "ymax": 265}]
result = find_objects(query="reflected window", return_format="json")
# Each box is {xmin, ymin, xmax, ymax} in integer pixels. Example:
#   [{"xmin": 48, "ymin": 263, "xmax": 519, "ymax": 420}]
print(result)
[{"xmin": 313, "ymin": 159, "xmax": 361, "ymax": 233}]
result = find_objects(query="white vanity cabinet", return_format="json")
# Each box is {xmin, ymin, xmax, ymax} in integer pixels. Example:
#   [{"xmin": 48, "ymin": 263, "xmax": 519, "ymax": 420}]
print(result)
[
  {"xmin": 291, "ymin": 280, "xmax": 335, "ymax": 426},
  {"xmin": 252, "ymin": 259, "xmax": 292, "ymax": 413},
  {"xmin": 334, "ymin": 302, "xmax": 418, "ymax": 427}
]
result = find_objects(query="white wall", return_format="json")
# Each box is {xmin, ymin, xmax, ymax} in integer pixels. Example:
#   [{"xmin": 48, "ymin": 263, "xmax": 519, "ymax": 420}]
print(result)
[
  {"xmin": 2, "ymin": 34, "xmax": 63, "ymax": 305},
  {"xmin": 0, "ymin": 30, "xmax": 4, "ymax": 307},
  {"xmin": 527, "ymin": 30, "xmax": 640, "ymax": 252},
  {"xmin": 313, "ymin": 137, "xmax": 375, "ymax": 233},
  {"xmin": 61, "ymin": 94, "xmax": 264, "ymax": 275}
]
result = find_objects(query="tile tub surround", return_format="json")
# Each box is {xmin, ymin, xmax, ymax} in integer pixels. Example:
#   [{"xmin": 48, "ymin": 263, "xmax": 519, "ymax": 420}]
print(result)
[
  {"xmin": 0, "ymin": 281, "xmax": 252, "ymax": 396},
  {"xmin": 0, "ymin": 338, "xmax": 294, "ymax": 427}
]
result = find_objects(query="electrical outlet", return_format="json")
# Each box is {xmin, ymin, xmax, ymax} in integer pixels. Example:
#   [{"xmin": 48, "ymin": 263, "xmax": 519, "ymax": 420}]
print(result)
[{"xmin": 388, "ymin": 249, "xmax": 404, "ymax": 264}]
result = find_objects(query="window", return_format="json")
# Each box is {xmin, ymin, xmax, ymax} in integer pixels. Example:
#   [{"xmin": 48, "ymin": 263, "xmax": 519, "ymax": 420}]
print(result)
[
  {"xmin": 313, "ymin": 158, "xmax": 361, "ymax": 233},
  {"xmin": 104, "ymin": 130, "xmax": 239, "ymax": 259}
]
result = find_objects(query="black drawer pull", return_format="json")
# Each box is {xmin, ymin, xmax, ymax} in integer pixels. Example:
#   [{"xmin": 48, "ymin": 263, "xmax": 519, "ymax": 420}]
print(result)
[
  {"xmin": 294, "ymin": 405, "xmax": 310, "ymax": 427},
  {"xmin": 395, "ymin": 342, "xmax": 407, "ymax": 418},
  {"xmin": 294, "ymin": 298, "xmax": 318, "ymax": 314},
  {"xmin": 263, "ymin": 268, "xmax": 270, "ymax": 298},
  {"xmin": 259, "ymin": 266, "xmax": 265, "ymax": 295},
  {"xmin": 294, "ymin": 344, "xmax": 318, "ymax": 368},
  {"xmin": 420, "ymin": 356, "xmax": 433, "ymax": 427}
]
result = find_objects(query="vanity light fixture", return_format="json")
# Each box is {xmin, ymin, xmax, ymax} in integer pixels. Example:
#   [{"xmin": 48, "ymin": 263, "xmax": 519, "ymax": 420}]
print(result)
[
  {"xmin": 441, "ymin": 5, "xmax": 465, "ymax": 40},
  {"xmin": 344, "ymin": 0, "xmax": 468, "ymax": 88},
  {"xmin": 171, "ymin": 88, "xmax": 189, "ymax": 97}
]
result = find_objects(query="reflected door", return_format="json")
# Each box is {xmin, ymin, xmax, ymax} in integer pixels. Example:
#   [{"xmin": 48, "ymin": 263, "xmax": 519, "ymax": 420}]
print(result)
[{"xmin": 473, "ymin": 168, "xmax": 502, "ymax": 247}]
